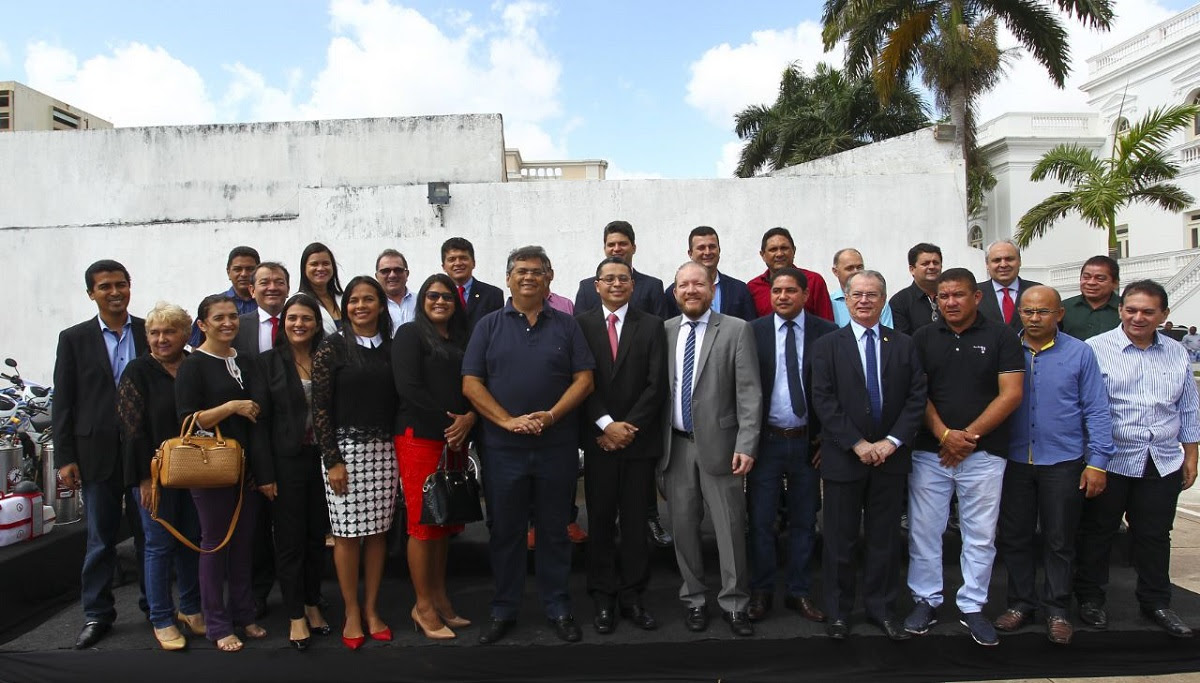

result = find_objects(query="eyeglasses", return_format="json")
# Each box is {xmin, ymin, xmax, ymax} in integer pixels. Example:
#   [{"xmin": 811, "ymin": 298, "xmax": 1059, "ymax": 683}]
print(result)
[
  {"xmin": 378, "ymin": 267, "xmax": 408, "ymax": 276},
  {"xmin": 425, "ymin": 291, "xmax": 456, "ymax": 303},
  {"xmin": 1019, "ymin": 307, "xmax": 1056, "ymax": 317},
  {"xmin": 848, "ymin": 291, "xmax": 882, "ymax": 301},
  {"xmin": 511, "ymin": 268, "xmax": 547, "ymax": 278},
  {"xmin": 596, "ymin": 274, "xmax": 632, "ymax": 284}
]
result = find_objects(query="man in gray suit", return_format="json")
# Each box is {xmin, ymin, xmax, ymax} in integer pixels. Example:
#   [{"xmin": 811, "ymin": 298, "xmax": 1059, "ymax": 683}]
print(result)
[{"xmin": 662, "ymin": 261, "xmax": 763, "ymax": 636}]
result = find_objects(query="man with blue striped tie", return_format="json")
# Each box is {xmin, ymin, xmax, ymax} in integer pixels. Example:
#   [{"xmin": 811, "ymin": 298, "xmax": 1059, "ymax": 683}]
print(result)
[
  {"xmin": 661, "ymin": 262, "xmax": 762, "ymax": 637},
  {"xmin": 1075, "ymin": 280, "xmax": 1199, "ymax": 639}
]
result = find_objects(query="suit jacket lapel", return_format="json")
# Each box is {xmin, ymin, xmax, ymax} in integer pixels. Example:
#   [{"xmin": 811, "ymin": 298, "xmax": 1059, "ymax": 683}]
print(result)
[
  {"xmin": 613, "ymin": 311, "xmax": 637, "ymax": 375},
  {"xmin": 91, "ymin": 316, "xmax": 112, "ymax": 372},
  {"xmin": 666, "ymin": 319, "xmax": 680, "ymax": 386},
  {"xmin": 693, "ymin": 314, "xmax": 720, "ymax": 387}
]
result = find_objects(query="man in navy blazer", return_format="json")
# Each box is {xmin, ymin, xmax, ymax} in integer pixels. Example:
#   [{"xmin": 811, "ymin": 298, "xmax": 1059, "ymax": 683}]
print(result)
[
  {"xmin": 664, "ymin": 226, "xmax": 757, "ymax": 322},
  {"xmin": 53, "ymin": 259, "xmax": 149, "ymax": 649},
  {"xmin": 978, "ymin": 240, "xmax": 1041, "ymax": 333},
  {"xmin": 810, "ymin": 270, "xmax": 926, "ymax": 640},
  {"xmin": 441, "ymin": 237, "xmax": 505, "ymax": 332},
  {"xmin": 573, "ymin": 221, "xmax": 666, "ymax": 318},
  {"xmin": 747, "ymin": 267, "xmax": 837, "ymax": 624}
]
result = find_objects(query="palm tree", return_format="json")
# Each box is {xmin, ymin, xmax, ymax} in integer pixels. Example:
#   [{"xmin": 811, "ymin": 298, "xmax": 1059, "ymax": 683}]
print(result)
[
  {"xmin": 1015, "ymin": 104, "xmax": 1200, "ymax": 259},
  {"xmin": 733, "ymin": 62, "xmax": 928, "ymax": 177}
]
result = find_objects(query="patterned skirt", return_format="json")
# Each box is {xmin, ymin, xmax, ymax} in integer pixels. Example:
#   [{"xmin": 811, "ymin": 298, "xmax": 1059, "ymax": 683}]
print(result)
[{"xmin": 323, "ymin": 433, "xmax": 398, "ymax": 537}]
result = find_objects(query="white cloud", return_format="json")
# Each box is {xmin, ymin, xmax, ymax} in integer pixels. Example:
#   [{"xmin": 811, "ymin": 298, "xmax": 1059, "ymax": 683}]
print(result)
[
  {"xmin": 685, "ymin": 22, "xmax": 844, "ymax": 128},
  {"xmin": 715, "ymin": 140, "xmax": 743, "ymax": 178},
  {"xmin": 24, "ymin": 41, "xmax": 217, "ymax": 125},
  {"xmin": 977, "ymin": 0, "xmax": 1178, "ymax": 122}
]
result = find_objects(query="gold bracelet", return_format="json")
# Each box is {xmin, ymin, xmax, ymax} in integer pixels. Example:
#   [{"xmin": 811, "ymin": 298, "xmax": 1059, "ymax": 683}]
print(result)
[
  {"xmin": 939, "ymin": 428, "xmax": 951, "ymax": 445},
  {"xmin": 1085, "ymin": 465, "xmax": 1106, "ymax": 473}
]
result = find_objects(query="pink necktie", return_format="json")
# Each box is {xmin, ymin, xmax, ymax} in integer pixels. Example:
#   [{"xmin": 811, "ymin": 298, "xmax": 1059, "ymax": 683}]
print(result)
[{"xmin": 607, "ymin": 313, "xmax": 619, "ymax": 361}]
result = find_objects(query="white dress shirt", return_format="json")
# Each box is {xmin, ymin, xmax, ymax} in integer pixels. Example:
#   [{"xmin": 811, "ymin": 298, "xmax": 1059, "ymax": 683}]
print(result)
[
  {"xmin": 257, "ymin": 307, "xmax": 280, "ymax": 353},
  {"xmin": 387, "ymin": 291, "xmax": 417, "ymax": 335},
  {"xmin": 595, "ymin": 303, "xmax": 630, "ymax": 430},
  {"xmin": 992, "ymin": 279, "xmax": 1017, "ymax": 314},
  {"xmin": 672, "ymin": 309, "xmax": 712, "ymax": 431}
]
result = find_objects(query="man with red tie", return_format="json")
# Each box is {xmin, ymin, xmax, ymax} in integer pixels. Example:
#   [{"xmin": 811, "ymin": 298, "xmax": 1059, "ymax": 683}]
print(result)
[
  {"xmin": 234, "ymin": 262, "xmax": 290, "ymax": 358},
  {"xmin": 977, "ymin": 240, "xmax": 1041, "ymax": 333},
  {"xmin": 441, "ymin": 237, "xmax": 505, "ymax": 333}
]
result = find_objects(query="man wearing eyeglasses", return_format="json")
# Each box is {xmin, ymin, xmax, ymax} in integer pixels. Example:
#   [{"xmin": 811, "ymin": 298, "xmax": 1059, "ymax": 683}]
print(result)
[
  {"xmin": 1060, "ymin": 256, "xmax": 1120, "ymax": 340},
  {"xmin": 994, "ymin": 286, "xmax": 1114, "ymax": 645},
  {"xmin": 376, "ymin": 249, "xmax": 416, "ymax": 336}
]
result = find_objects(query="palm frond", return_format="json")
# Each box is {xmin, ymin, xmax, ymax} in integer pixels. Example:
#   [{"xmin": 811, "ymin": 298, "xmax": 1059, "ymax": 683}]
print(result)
[
  {"xmin": 1028, "ymin": 144, "xmax": 1103, "ymax": 184},
  {"xmin": 1128, "ymin": 184, "xmax": 1196, "ymax": 214},
  {"xmin": 1116, "ymin": 104, "xmax": 1200, "ymax": 161},
  {"xmin": 989, "ymin": 0, "xmax": 1071, "ymax": 86},
  {"xmin": 1015, "ymin": 192, "xmax": 1088, "ymax": 246}
]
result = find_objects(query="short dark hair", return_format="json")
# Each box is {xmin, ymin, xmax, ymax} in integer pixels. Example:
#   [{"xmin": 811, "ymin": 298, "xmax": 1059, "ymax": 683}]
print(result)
[
  {"xmin": 340, "ymin": 275, "xmax": 394, "ymax": 342},
  {"xmin": 226, "ymin": 246, "xmax": 260, "ymax": 269},
  {"xmin": 603, "ymin": 220, "xmax": 636, "ymax": 245},
  {"xmin": 84, "ymin": 259, "xmax": 130, "ymax": 292},
  {"xmin": 506, "ymin": 245, "xmax": 551, "ymax": 274},
  {"xmin": 595, "ymin": 256, "xmax": 633, "ymax": 279},
  {"xmin": 1081, "ymin": 255, "xmax": 1119, "ymax": 281},
  {"xmin": 907, "ymin": 243, "xmax": 942, "ymax": 267},
  {"xmin": 760, "ymin": 227, "xmax": 795, "ymax": 251},
  {"xmin": 298, "ymin": 242, "xmax": 343, "ymax": 297},
  {"xmin": 254, "ymin": 261, "xmax": 290, "ymax": 284},
  {"xmin": 936, "ymin": 267, "xmax": 977, "ymax": 292},
  {"xmin": 375, "ymin": 248, "xmax": 407, "ymax": 272},
  {"xmin": 688, "ymin": 226, "xmax": 719, "ymax": 250},
  {"xmin": 441, "ymin": 237, "xmax": 475, "ymax": 262},
  {"xmin": 770, "ymin": 267, "xmax": 808, "ymax": 290},
  {"xmin": 1121, "ymin": 279, "xmax": 1168, "ymax": 310},
  {"xmin": 196, "ymin": 294, "xmax": 236, "ymax": 323}
]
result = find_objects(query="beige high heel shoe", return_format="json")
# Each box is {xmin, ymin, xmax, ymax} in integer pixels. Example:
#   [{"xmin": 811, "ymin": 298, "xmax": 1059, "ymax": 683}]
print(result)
[
  {"xmin": 154, "ymin": 625, "xmax": 187, "ymax": 651},
  {"xmin": 176, "ymin": 611, "xmax": 206, "ymax": 637},
  {"xmin": 411, "ymin": 607, "xmax": 456, "ymax": 640}
]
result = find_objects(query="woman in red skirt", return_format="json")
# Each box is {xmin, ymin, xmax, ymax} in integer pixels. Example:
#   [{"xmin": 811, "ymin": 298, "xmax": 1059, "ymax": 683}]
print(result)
[{"xmin": 392, "ymin": 273, "xmax": 477, "ymax": 640}]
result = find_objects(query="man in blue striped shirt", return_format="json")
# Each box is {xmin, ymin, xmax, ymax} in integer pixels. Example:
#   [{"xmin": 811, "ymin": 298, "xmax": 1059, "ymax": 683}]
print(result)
[
  {"xmin": 1075, "ymin": 280, "xmax": 1199, "ymax": 638},
  {"xmin": 995, "ymin": 286, "xmax": 1114, "ymax": 645}
]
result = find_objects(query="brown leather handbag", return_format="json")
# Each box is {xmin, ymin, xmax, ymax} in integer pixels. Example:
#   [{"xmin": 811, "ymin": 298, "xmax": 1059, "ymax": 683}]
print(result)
[{"xmin": 149, "ymin": 412, "xmax": 245, "ymax": 554}]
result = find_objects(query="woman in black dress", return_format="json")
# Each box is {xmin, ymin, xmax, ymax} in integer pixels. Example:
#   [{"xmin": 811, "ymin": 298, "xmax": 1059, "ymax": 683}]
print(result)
[
  {"xmin": 393, "ymin": 274, "xmax": 476, "ymax": 639},
  {"xmin": 255, "ymin": 294, "xmax": 331, "ymax": 650},
  {"xmin": 312, "ymin": 276, "xmax": 398, "ymax": 649},
  {"xmin": 175, "ymin": 294, "xmax": 270, "ymax": 652}
]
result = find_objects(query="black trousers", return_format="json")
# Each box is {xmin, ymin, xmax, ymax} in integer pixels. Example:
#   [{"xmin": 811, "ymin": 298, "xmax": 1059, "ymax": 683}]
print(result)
[
  {"xmin": 997, "ymin": 458, "xmax": 1084, "ymax": 617},
  {"xmin": 1074, "ymin": 458, "xmax": 1182, "ymax": 611},
  {"xmin": 821, "ymin": 470, "xmax": 905, "ymax": 621},
  {"xmin": 583, "ymin": 452, "xmax": 655, "ymax": 603},
  {"xmin": 272, "ymin": 447, "xmax": 329, "ymax": 620}
]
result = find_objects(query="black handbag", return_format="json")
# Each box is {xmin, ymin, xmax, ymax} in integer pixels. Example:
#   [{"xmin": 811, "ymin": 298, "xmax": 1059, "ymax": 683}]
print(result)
[{"xmin": 419, "ymin": 445, "xmax": 483, "ymax": 525}]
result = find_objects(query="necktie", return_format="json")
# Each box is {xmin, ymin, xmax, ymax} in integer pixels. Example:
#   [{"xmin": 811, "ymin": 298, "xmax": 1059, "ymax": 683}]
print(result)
[
  {"xmin": 784, "ymin": 320, "xmax": 806, "ymax": 419},
  {"xmin": 1001, "ymin": 287, "xmax": 1014, "ymax": 324},
  {"xmin": 681, "ymin": 322, "xmax": 698, "ymax": 433},
  {"xmin": 458, "ymin": 285, "xmax": 468, "ymax": 311},
  {"xmin": 864, "ymin": 329, "xmax": 882, "ymax": 427},
  {"xmin": 269, "ymin": 316, "xmax": 279, "ymax": 345},
  {"xmin": 607, "ymin": 313, "xmax": 619, "ymax": 362}
]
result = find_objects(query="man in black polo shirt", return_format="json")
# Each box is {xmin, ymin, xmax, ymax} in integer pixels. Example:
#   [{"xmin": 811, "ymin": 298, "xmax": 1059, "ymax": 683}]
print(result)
[
  {"xmin": 905, "ymin": 268, "xmax": 1024, "ymax": 647},
  {"xmin": 888, "ymin": 243, "xmax": 943, "ymax": 335},
  {"xmin": 463, "ymin": 245, "xmax": 596, "ymax": 646}
]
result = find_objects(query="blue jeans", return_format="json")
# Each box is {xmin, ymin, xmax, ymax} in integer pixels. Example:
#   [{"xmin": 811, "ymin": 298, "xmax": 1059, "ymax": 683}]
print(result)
[
  {"xmin": 908, "ymin": 450, "xmax": 1006, "ymax": 613},
  {"xmin": 79, "ymin": 474, "xmax": 125, "ymax": 624},
  {"xmin": 133, "ymin": 486, "xmax": 201, "ymax": 629},
  {"xmin": 746, "ymin": 432, "xmax": 818, "ymax": 596}
]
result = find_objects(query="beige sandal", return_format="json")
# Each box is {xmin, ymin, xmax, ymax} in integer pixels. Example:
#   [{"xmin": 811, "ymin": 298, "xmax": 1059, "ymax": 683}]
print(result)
[{"xmin": 216, "ymin": 635, "xmax": 243, "ymax": 652}]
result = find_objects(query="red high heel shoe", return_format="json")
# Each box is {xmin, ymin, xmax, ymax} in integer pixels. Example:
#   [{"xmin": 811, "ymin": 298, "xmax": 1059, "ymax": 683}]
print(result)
[
  {"xmin": 369, "ymin": 627, "xmax": 392, "ymax": 642},
  {"xmin": 341, "ymin": 634, "xmax": 366, "ymax": 650}
]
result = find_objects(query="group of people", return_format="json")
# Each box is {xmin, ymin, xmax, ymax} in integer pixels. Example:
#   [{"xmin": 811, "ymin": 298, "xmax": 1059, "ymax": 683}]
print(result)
[{"xmin": 51, "ymin": 220, "xmax": 1197, "ymax": 655}]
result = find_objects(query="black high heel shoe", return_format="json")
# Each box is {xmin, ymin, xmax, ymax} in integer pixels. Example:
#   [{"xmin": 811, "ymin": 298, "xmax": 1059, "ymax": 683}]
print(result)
[
  {"xmin": 308, "ymin": 624, "xmax": 332, "ymax": 636},
  {"xmin": 289, "ymin": 637, "xmax": 310, "ymax": 651}
]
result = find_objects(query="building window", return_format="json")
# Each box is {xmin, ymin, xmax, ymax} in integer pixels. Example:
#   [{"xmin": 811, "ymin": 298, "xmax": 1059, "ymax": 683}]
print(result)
[
  {"xmin": 1189, "ymin": 212, "xmax": 1200, "ymax": 249},
  {"xmin": 968, "ymin": 225, "xmax": 983, "ymax": 250},
  {"xmin": 0, "ymin": 112, "xmax": 9, "ymax": 130},
  {"xmin": 1192, "ymin": 92, "xmax": 1200, "ymax": 138},
  {"xmin": 0, "ymin": 90, "xmax": 10, "ymax": 108},
  {"xmin": 52, "ymin": 107, "xmax": 80, "ymax": 130},
  {"xmin": 1116, "ymin": 224, "xmax": 1130, "ymax": 259}
]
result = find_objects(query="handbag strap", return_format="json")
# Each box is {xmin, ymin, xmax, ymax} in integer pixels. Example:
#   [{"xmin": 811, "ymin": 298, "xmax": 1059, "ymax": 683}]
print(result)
[
  {"xmin": 437, "ymin": 445, "xmax": 468, "ymax": 472},
  {"xmin": 180, "ymin": 410, "xmax": 226, "ymax": 444},
  {"xmin": 151, "ymin": 455, "xmax": 245, "ymax": 555}
]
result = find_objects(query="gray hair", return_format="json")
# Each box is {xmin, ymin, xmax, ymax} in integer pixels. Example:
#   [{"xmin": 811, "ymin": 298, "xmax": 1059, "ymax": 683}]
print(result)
[
  {"xmin": 505, "ymin": 245, "xmax": 551, "ymax": 274},
  {"xmin": 145, "ymin": 301, "xmax": 192, "ymax": 332},
  {"xmin": 832, "ymin": 247, "xmax": 862, "ymax": 266},
  {"xmin": 844, "ymin": 270, "xmax": 887, "ymax": 299},
  {"xmin": 985, "ymin": 239, "xmax": 1020, "ymax": 257}
]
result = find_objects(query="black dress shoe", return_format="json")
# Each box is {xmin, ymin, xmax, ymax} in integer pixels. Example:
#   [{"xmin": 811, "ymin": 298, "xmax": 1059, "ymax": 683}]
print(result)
[
  {"xmin": 747, "ymin": 590, "xmax": 772, "ymax": 622},
  {"xmin": 620, "ymin": 603, "xmax": 658, "ymax": 630},
  {"xmin": 74, "ymin": 621, "xmax": 112, "ymax": 649},
  {"xmin": 685, "ymin": 606, "xmax": 709, "ymax": 632},
  {"xmin": 1144, "ymin": 608, "xmax": 1193, "ymax": 638},
  {"xmin": 784, "ymin": 595, "xmax": 827, "ymax": 623},
  {"xmin": 723, "ymin": 611, "xmax": 754, "ymax": 637},
  {"xmin": 826, "ymin": 619, "xmax": 849, "ymax": 639},
  {"xmin": 593, "ymin": 600, "xmax": 617, "ymax": 634},
  {"xmin": 548, "ymin": 615, "xmax": 582, "ymax": 642},
  {"xmin": 478, "ymin": 618, "xmax": 516, "ymax": 645},
  {"xmin": 868, "ymin": 616, "xmax": 911, "ymax": 641},
  {"xmin": 648, "ymin": 517, "xmax": 673, "ymax": 547},
  {"xmin": 1078, "ymin": 602, "xmax": 1108, "ymax": 629}
]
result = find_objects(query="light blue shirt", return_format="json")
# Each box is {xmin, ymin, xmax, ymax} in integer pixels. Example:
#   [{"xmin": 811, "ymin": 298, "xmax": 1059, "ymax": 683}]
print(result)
[
  {"xmin": 387, "ymin": 290, "xmax": 417, "ymax": 335},
  {"xmin": 99, "ymin": 315, "xmax": 135, "ymax": 385},
  {"xmin": 712, "ymin": 274, "xmax": 723, "ymax": 314},
  {"xmin": 848, "ymin": 319, "xmax": 902, "ymax": 446},
  {"xmin": 832, "ymin": 291, "xmax": 894, "ymax": 328},
  {"xmin": 768, "ymin": 313, "xmax": 806, "ymax": 429}
]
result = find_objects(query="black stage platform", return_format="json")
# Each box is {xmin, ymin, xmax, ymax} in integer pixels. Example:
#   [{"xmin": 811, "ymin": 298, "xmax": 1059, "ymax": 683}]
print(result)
[{"xmin": 1, "ymin": 505, "xmax": 1198, "ymax": 683}]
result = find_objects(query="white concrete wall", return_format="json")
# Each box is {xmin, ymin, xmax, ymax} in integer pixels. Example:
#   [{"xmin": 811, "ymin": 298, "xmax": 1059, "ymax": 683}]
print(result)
[{"xmin": 0, "ymin": 126, "xmax": 969, "ymax": 382}]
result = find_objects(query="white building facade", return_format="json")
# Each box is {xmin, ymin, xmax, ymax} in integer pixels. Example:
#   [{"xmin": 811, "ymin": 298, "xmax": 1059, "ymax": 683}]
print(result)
[{"xmin": 977, "ymin": 3, "xmax": 1200, "ymax": 322}]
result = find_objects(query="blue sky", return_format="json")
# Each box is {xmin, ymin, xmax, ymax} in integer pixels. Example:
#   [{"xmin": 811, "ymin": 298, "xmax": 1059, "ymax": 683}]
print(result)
[{"xmin": 2, "ymin": 0, "xmax": 1194, "ymax": 178}]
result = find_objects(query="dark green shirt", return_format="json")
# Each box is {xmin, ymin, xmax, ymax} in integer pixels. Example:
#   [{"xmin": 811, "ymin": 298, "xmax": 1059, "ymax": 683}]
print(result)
[{"xmin": 1060, "ymin": 293, "xmax": 1120, "ymax": 340}]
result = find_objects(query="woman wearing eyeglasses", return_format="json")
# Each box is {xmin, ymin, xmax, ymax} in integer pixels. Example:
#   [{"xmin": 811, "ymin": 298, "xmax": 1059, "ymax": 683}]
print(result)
[{"xmin": 392, "ymin": 274, "xmax": 476, "ymax": 639}]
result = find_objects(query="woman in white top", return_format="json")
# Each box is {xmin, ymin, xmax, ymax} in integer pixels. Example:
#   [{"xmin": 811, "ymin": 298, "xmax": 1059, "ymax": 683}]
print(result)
[{"xmin": 298, "ymin": 242, "xmax": 343, "ymax": 335}]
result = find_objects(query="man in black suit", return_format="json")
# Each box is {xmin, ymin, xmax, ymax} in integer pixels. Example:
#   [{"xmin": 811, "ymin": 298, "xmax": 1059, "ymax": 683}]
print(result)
[
  {"xmin": 978, "ymin": 240, "xmax": 1041, "ymax": 333},
  {"xmin": 811, "ymin": 270, "xmax": 927, "ymax": 640},
  {"xmin": 54, "ymin": 259, "xmax": 149, "ymax": 649},
  {"xmin": 577, "ymin": 257, "xmax": 668, "ymax": 635},
  {"xmin": 441, "ymin": 237, "xmax": 504, "ymax": 332},
  {"xmin": 747, "ymin": 267, "xmax": 837, "ymax": 624},
  {"xmin": 233, "ymin": 261, "xmax": 290, "ymax": 358},
  {"xmin": 664, "ymin": 226, "xmax": 757, "ymax": 321},
  {"xmin": 573, "ymin": 220, "xmax": 666, "ymax": 318}
]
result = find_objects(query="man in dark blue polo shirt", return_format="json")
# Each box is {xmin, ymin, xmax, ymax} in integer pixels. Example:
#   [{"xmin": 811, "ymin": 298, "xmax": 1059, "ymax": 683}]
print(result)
[{"xmin": 463, "ymin": 245, "xmax": 596, "ymax": 646}]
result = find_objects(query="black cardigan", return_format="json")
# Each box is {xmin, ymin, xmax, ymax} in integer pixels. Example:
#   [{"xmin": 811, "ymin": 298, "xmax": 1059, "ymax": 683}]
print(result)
[
  {"xmin": 117, "ymin": 354, "xmax": 184, "ymax": 487},
  {"xmin": 254, "ymin": 348, "xmax": 319, "ymax": 483}
]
